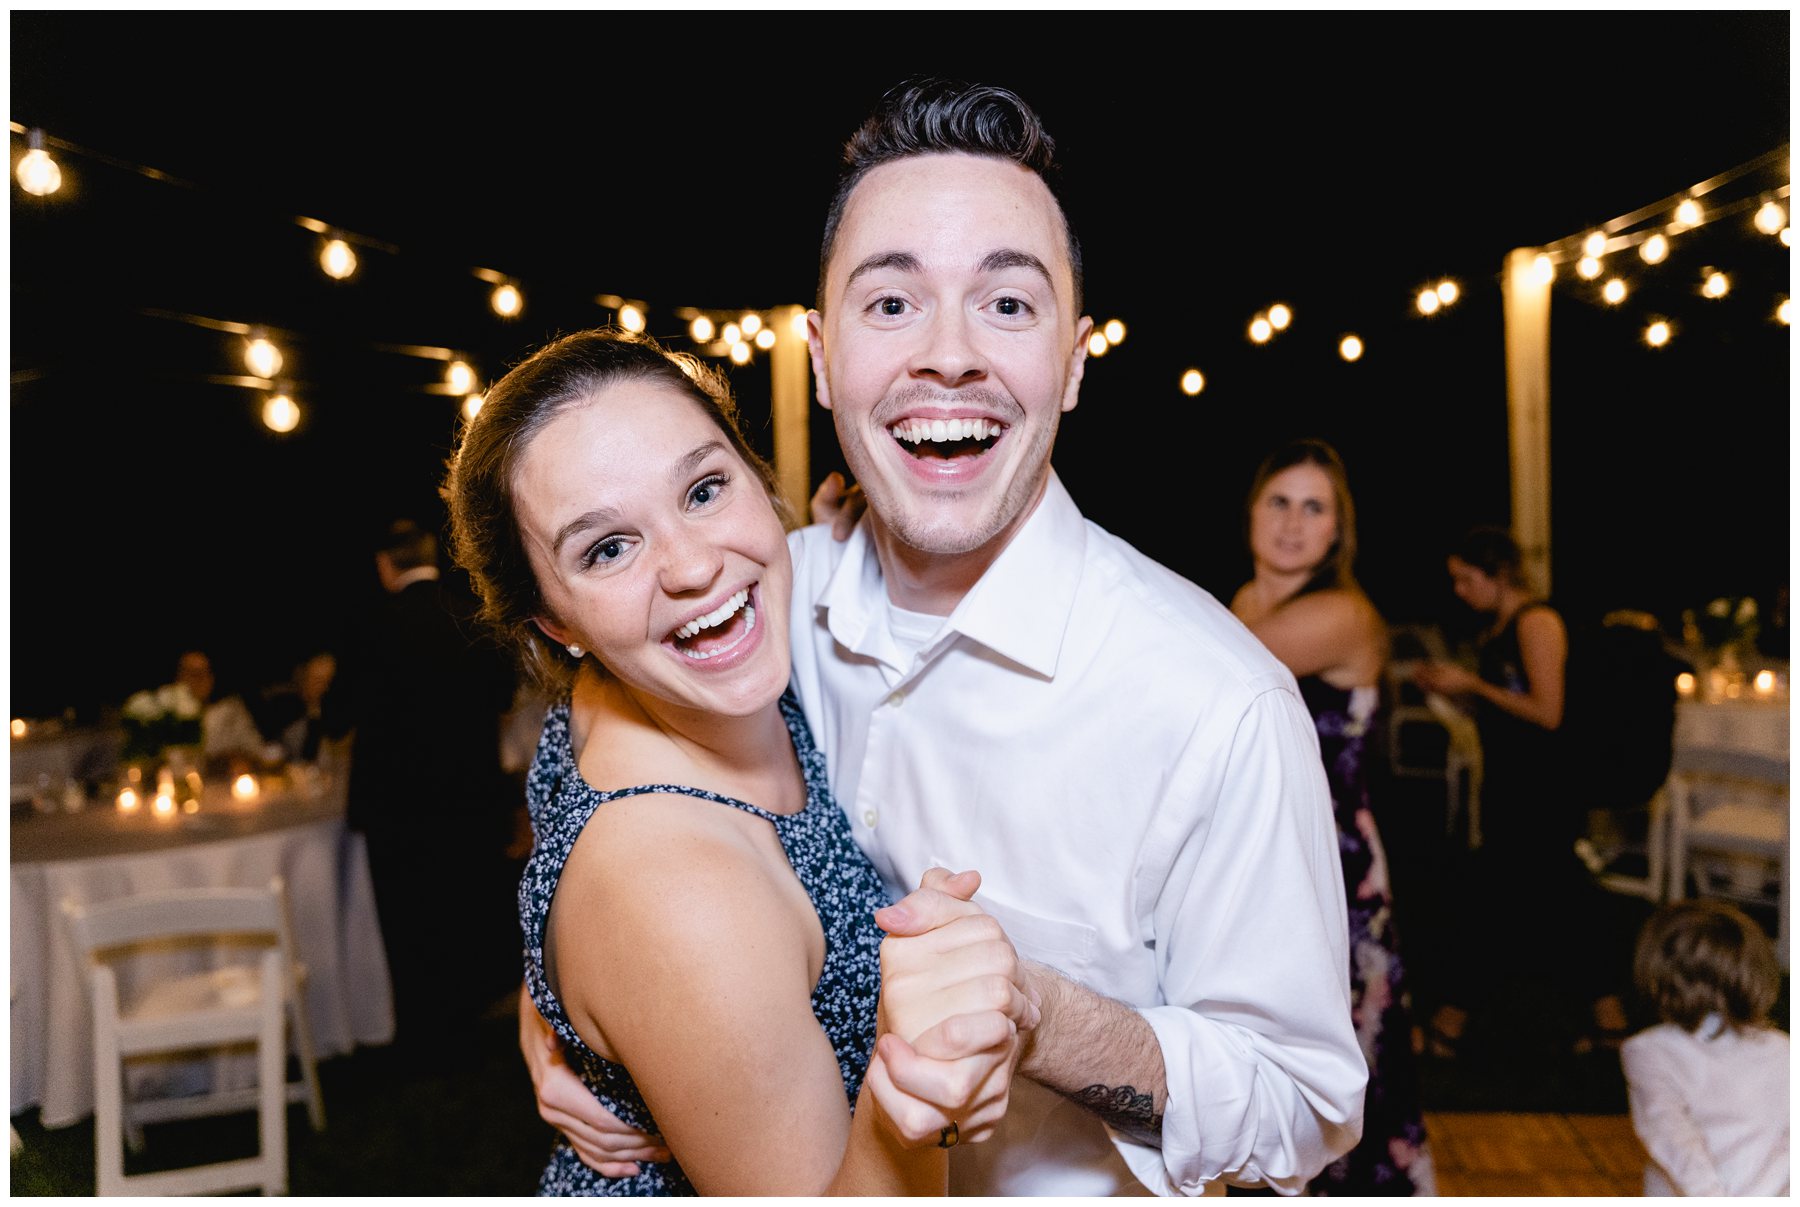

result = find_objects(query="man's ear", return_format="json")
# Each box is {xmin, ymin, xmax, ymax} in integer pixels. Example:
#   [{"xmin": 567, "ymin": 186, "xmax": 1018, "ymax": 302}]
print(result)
[
  {"xmin": 1061, "ymin": 315, "xmax": 1095, "ymax": 414},
  {"xmin": 806, "ymin": 310, "xmax": 832, "ymax": 411}
]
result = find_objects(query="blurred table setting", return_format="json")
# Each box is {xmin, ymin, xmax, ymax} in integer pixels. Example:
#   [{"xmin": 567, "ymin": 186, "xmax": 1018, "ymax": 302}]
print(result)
[{"xmin": 10, "ymin": 737, "xmax": 394, "ymax": 1128}]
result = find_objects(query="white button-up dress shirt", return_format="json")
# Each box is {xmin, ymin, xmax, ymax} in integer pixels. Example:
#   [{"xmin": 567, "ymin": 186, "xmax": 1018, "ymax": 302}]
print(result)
[
  {"xmin": 786, "ymin": 473, "xmax": 1365, "ymax": 1196},
  {"xmin": 1622, "ymin": 1016, "xmax": 1789, "ymax": 1196}
]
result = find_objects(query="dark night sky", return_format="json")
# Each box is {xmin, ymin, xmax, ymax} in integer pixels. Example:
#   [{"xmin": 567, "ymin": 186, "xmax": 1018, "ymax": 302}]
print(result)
[{"xmin": 9, "ymin": 9, "xmax": 1791, "ymax": 718}]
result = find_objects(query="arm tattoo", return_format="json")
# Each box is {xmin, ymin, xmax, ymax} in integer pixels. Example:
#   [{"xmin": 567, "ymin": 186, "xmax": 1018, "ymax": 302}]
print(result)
[{"xmin": 1066, "ymin": 1083, "xmax": 1163, "ymax": 1144}]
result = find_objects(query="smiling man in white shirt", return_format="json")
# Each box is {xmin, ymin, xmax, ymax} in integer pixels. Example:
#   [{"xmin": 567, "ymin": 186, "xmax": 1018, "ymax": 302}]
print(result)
[{"xmin": 525, "ymin": 78, "xmax": 1365, "ymax": 1194}]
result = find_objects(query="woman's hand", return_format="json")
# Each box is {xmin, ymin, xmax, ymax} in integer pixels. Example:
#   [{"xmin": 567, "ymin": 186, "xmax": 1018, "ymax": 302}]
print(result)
[
  {"xmin": 864, "ymin": 868, "xmax": 1038, "ymax": 1147},
  {"xmin": 519, "ymin": 990, "xmax": 669, "ymax": 1174},
  {"xmin": 1413, "ymin": 659, "xmax": 1477, "ymax": 695}
]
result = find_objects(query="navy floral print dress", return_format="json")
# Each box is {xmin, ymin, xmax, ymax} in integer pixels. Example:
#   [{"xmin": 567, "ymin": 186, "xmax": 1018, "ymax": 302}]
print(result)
[
  {"xmin": 519, "ymin": 688, "xmax": 888, "ymax": 1195},
  {"xmin": 1298, "ymin": 677, "xmax": 1435, "ymax": 1196}
]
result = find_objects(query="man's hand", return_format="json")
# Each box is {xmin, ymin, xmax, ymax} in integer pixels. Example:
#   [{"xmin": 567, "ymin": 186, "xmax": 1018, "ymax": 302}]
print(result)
[
  {"xmin": 518, "ymin": 988, "xmax": 669, "ymax": 1175},
  {"xmin": 809, "ymin": 471, "xmax": 866, "ymax": 541}
]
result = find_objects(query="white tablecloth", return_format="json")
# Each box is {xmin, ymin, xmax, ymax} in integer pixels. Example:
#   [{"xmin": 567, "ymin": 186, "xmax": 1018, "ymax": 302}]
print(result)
[
  {"xmin": 1675, "ymin": 696, "xmax": 1789, "ymax": 768},
  {"xmin": 11, "ymin": 787, "xmax": 394, "ymax": 1127}
]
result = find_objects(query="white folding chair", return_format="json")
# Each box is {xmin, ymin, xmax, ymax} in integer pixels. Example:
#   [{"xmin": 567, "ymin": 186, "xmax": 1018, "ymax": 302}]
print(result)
[
  {"xmin": 1666, "ymin": 748, "xmax": 1789, "ymax": 967},
  {"xmin": 61, "ymin": 876, "xmax": 325, "ymax": 1196}
]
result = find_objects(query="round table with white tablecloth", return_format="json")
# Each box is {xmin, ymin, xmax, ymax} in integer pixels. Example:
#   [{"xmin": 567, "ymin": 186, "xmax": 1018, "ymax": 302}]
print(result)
[{"xmin": 10, "ymin": 774, "xmax": 394, "ymax": 1127}]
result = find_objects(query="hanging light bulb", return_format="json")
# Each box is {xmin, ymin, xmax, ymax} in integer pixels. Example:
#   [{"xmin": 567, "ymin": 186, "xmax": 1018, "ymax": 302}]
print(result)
[
  {"xmin": 754, "ymin": 328, "xmax": 777, "ymax": 350},
  {"xmin": 1086, "ymin": 331, "xmax": 1109, "ymax": 357},
  {"xmin": 619, "ymin": 304, "xmax": 646, "ymax": 333},
  {"xmin": 1583, "ymin": 232, "xmax": 1608, "ymax": 259},
  {"xmin": 263, "ymin": 393, "xmax": 300, "ymax": 433},
  {"xmin": 1639, "ymin": 234, "xmax": 1669, "ymax": 264},
  {"xmin": 1530, "ymin": 254, "xmax": 1555, "ymax": 286},
  {"xmin": 740, "ymin": 313, "xmax": 763, "ymax": 337},
  {"xmin": 1702, "ymin": 271, "xmax": 1730, "ymax": 299},
  {"xmin": 1416, "ymin": 288, "xmax": 1441, "ymax": 316},
  {"xmin": 1180, "ymin": 369, "xmax": 1205, "ymax": 396},
  {"xmin": 462, "ymin": 394, "xmax": 484, "ymax": 421},
  {"xmin": 1777, "ymin": 299, "xmax": 1791, "ymax": 326},
  {"xmin": 245, "ymin": 337, "xmax": 283, "ymax": 379},
  {"xmin": 1267, "ymin": 304, "xmax": 1292, "ymax": 331},
  {"xmin": 1644, "ymin": 320, "xmax": 1671, "ymax": 348},
  {"xmin": 1674, "ymin": 198, "xmax": 1703, "ymax": 228},
  {"xmin": 1576, "ymin": 255, "xmax": 1602, "ymax": 280},
  {"xmin": 1754, "ymin": 200, "xmax": 1786, "ymax": 235},
  {"xmin": 1602, "ymin": 278, "xmax": 1628, "ymax": 305},
  {"xmin": 721, "ymin": 322, "xmax": 741, "ymax": 346},
  {"xmin": 791, "ymin": 310, "xmax": 809, "ymax": 337},
  {"xmin": 1782, "ymin": 227, "xmax": 1792, "ymax": 248},
  {"xmin": 491, "ymin": 283, "xmax": 523, "ymax": 317},
  {"xmin": 446, "ymin": 360, "xmax": 476, "ymax": 394},
  {"xmin": 1248, "ymin": 316, "xmax": 1273, "ymax": 344},
  {"xmin": 689, "ymin": 315, "xmax": 716, "ymax": 343},
  {"xmin": 15, "ymin": 129, "xmax": 61, "ymax": 196},
  {"xmin": 728, "ymin": 341, "xmax": 752, "ymax": 365},
  {"xmin": 1436, "ymin": 280, "xmax": 1459, "ymax": 305},
  {"xmin": 320, "ymin": 238, "xmax": 357, "ymax": 280},
  {"xmin": 1103, "ymin": 319, "xmax": 1126, "ymax": 345},
  {"xmin": 1338, "ymin": 335, "xmax": 1364, "ymax": 362}
]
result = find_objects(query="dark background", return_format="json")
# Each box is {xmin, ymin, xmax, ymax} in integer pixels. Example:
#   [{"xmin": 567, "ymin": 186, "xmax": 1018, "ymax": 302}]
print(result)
[{"xmin": 10, "ymin": 11, "xmax": 1790, "ymax": 718}]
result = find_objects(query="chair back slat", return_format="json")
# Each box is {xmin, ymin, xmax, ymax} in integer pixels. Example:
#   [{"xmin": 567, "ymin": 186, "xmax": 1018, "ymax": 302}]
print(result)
[{"xmin": 64, "ymin": 883, "xmax": 284, "ymax": 956}]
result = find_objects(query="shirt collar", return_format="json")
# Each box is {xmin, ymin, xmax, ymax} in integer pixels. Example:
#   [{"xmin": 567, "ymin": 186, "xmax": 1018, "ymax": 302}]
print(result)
[
  {"xmin": 390, "ymin": 565, "xmax": 441, "ymax": 590},
  {"xmin": 814, "ymin": 471, "xmax": 1086, "ymax": 679}
]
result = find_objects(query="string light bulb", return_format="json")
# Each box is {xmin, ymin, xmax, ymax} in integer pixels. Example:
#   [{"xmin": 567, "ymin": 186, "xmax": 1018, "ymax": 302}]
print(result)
[
  {"xmin": 1645, "ymin": 320, "xmax": 1671, "ymax": 347},
  {"xmin": 1267, "ymin": 304, "xmax": 1292, "ymax": 331},
  {"xmin": 1754, "ymin": 200, "xmax": 1786, "ymax": 235},
  {"xmin": 1639, "ymin": 234, "xmax": 1669, "ymax": 264},
  {"xmin": 1602, "ymin": 278, "xmax": 1628, "ymax": 305},
  {"xmin": 1103, "ymin": 319, "xmax": 1126, "ymax": 345},
  {"xmin": 791, "ymin": 310, "xmax": 808, "ymax": 337},
  {"xmin": 1778, "ymin": 299, "xmax": 1791, "ymax": 326},
  {"xmin": 728, "ymin": 341, "xmax": 752, "ymax": 365},
  {"xmin": 446, "ymin": 360, "xmax": 476, "ymax": 394},
  {"xmin": 1530, "ymin": 254, "xmax": 1555, "ymax": 286},
  {"xmin": 1248, "ymin": 316, "xmax": 1273, "ymax": 344},
  {"xmin": 1339, "ymin": 335, "xmax": 1364, "ymax": 362},
  {"xmin": 245, "ymin": 337, "xmax": 283, "ymax": 379},
  {"xmin": 1416, "ymin": 288, "xmax": 1441, "ymax": 316},
  {"xmin": 619, "ymin": 304, "xmax": 646, "ymax": 333},
  {"xmin": 754, "ymin": 328, "xmax": 776, "ymax": 350},
  {"xmin": 1435, "ymin": 280, "xmax": 1459, "ymax": 306},
  {"xmin": 689, "ymin": 315, "xmax": 715, "ymax": 343},
  {"xmin": 1087, "ymin": 331, "xmax": 1109, "ymax": 357},
  {"xmin": 1576, "ymin": 255, "xmax": 1602, "ymax": 280},
  {"xmin": 1702, "ymin": 271, "xmax": 1730, "ymax": 299},
  {"xmin": 1180, "ymin": 369, "xmax": 1205, "ymax": 396},
  {"xmin": 15, "ymin": 129, "xmax": 61, "ymax": 196},
  {"xmin": 1583, "ymin": 232, "xmax": 1608, "ymax": 258},
  {"xmin": 462, "ymin": 394, "xmax": 484, "ymax": 421},
  {"xmin": 263, "ymin": 393, "xmax": 300, "ymax": 433},
  {"xmin": 320, "ymin": 238, "xmax": 357, "ymax": 280},
  {"xmin": 740, "ymin": 313, "xmax": 763, "ymax": 337},
  {"xmin": 721, "ymin": 322, "xmax": 741, "ymax": 346},
  {"xmin": 491, "ymin": 283, "xmax": 523, "ymax": 318},
  {"xmin": 1674, "ymin": 198, "xmax": 1703, "ymax": 228},
  {"xmin": 1782, "ymin": 227, "xmax": 1792, "ymax": 248}
]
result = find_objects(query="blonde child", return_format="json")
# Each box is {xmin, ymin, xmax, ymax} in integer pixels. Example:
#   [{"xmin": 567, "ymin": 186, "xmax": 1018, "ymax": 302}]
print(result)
[{"xmin": 1623, "ymin": 899, "xmax": 1788, "ymax": 1195}]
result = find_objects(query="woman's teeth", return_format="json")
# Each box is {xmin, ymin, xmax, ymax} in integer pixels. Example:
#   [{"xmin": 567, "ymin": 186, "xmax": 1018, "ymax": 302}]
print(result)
[{"xmin": 674, "ymin": 589, "xmax": 751, "ymax": 642}]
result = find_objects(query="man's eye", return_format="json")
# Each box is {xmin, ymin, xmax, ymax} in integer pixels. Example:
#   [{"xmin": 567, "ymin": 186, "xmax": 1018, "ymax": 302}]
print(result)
[
  {"xmin": 876, "ymin": 297, "xmax": 908, "ymax": 316},
  {"xmin": 993, "ymin": 296, "xmax": 1028, "ymax": 316}
]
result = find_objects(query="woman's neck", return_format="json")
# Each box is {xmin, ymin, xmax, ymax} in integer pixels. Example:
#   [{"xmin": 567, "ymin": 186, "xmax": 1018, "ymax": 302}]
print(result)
[
  {"xmin": 571, "ymin": 668, "xmax": 792, "ymax": 789},
  {"xmin": 1492, "ymin": 583, "xmax": 1533, "ymax": 630},
  {"xmin": 1247, "ymin": 563, "xmax": 1315, "ymax": 614}
]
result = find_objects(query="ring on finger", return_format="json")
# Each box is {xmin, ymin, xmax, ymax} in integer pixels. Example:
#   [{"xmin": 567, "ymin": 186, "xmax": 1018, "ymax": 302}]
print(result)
[{"xmin": 937, "ymin": 1121, "xmax": 960, "ymax": 1149}]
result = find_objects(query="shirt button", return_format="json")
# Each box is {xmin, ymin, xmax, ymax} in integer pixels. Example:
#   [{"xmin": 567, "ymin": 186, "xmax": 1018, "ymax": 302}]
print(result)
[
  {"xmin": 887, "ymin": 690, "xmax": 905, "ymax": 708},
  {"xmin": 863, "ymin": 809, "xmax": 878, "ymax": 828}
]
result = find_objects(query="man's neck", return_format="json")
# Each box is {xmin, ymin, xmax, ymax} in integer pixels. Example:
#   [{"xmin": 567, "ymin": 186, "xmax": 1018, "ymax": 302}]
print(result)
[{"xmin": 867, "ymin": 474, "xmax": 1054, "ymax": 616}]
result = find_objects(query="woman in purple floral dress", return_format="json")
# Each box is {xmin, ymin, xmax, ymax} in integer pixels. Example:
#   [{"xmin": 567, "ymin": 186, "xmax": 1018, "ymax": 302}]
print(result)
[{"xmin": 1230, "ymin": 440, "xmax": 1433, "ymax": 1196}]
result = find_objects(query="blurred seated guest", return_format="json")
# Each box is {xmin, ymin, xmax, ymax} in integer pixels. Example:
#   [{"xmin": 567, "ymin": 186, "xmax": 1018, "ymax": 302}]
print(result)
[
  {"xmin": 1413, "ymin": 528, "xmax": 1627, "ymax": 1056},
  {"xmin": 1624, "ymin": 899, "xmax": 1788, "ymax": 1196},
  {"xmin": 1229, "ymin": 439, "xmax": 1433, "ymax": 1195},
  {"xmin": 253, "ymin": 651, "xmax": 341, "ymax": 765},
  {"xmin": 123, "ymin": 650, "xmax": 276, "ymax": 775}
]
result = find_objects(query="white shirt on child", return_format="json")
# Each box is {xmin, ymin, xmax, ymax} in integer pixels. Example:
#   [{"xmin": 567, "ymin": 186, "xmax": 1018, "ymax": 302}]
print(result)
[{"xmin": 1621, "ymin": 1014, "xmax": 1789, "ymax": 1196}]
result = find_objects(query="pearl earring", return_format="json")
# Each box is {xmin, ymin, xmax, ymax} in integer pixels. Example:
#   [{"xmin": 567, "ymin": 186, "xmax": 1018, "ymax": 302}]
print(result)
[{"xmin": 566, "ymin": 644, "xmax": 584, "ymax": 658}]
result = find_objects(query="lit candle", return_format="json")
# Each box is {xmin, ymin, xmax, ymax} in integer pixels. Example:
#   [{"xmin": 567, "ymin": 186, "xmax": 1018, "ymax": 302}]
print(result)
[
  {"xmin": 152, "ymin": 792, "xmax": 177, "ymax": 819},
  {"xmin": 182, "ymin": 799, "xmax": 200, "ymax": 814},
  {"xmin": 232, "ymin": 773, "xmax": 260, "ymax": 802},
  {"xmin": 1754, "ymin": 669, "xmax": 1775, "ymax": 696},
  {"xmin": 116, "ymin": 787, "xmax": 141, "ymax": 813},
  {"xmin": 1675, "ymin": 672, "xmax": 1696, "ymax": 697},
  {"xmin": 10, "ymin": 718, "xmax": 26, "ymax": 739}
]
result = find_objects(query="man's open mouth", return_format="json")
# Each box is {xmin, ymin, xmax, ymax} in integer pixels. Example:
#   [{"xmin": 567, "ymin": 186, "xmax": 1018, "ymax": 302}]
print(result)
[{"xmin": 889, "ymin": 417, "xmax": 1003, "ymax": 460}]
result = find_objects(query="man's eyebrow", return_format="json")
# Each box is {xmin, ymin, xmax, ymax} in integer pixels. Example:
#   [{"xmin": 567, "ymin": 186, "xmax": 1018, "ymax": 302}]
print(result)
[
  {"xmin": 845, "ymin": 251, "xmax": 922, "ymax": 289},
  {"xmin": 979, "ymin": 248, "xmax": 1054, "ymax": 288}
]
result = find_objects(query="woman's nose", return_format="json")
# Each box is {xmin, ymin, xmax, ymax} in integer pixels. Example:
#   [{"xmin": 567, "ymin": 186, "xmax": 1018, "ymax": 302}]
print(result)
[{"xmin": 657, "ymin": 526, "xmax": 723, "ymax": 595}]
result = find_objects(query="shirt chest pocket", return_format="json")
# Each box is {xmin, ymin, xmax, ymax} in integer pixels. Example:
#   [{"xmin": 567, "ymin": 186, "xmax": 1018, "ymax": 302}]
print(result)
[{"xmin": 970, "ymin": 887, "xmax": 1099, "ymax": 981}]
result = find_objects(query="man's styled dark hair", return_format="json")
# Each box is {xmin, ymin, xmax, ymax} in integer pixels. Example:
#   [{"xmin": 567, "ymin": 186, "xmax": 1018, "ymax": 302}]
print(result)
[{"xmin": 817, "ymin": 77, "xmax": 1084, "ymax": 313}]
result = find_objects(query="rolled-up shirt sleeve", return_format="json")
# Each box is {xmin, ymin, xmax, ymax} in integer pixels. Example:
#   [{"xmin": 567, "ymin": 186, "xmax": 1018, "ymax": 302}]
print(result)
[{"xmin": 1116, "ymin": 683, "xmax": 1366, "ymax": 1194}]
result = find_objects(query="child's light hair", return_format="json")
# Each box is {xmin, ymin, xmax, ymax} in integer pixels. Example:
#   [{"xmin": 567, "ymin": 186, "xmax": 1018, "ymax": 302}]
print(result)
[{"xmin": 1633, "ymin": 899, "xmax": 1780, "ymax": 1032}]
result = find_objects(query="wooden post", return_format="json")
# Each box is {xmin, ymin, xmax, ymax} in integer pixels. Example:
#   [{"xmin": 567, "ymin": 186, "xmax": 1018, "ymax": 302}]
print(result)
[
  {"xmin": 768, "ymin": 304, "xmax": 812, "ymax": 523},
  {"xmin": 1502, "ymin": 248, "xmax": 1553, "ymax": 595}
]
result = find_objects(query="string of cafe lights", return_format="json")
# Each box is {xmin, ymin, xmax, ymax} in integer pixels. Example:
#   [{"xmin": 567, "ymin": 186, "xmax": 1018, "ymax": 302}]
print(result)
[{"xmin": 14, "ymin": 123, "xmax": 1785, "ymax": 420}]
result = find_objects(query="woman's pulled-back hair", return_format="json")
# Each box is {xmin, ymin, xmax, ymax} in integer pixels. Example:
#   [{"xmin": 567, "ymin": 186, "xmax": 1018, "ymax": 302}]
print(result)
[
  {"xmin": 1633, "ymin": 898, "xmax": 1781, "ymax": 1032},
  {"xmin": 817, "ymin": 76, "xmax": 1083, "ymax": 313},
  {"xmin": 1451, "ymin": 525, "xmax": 1524, "ymax": 584},
  {"xmin": 442, "ymin": 326, "xmax": 783, "ymax": 694},
  {"xmin": 1245, "ymin": 438, "xmax": 1361, "ymax": 598}
]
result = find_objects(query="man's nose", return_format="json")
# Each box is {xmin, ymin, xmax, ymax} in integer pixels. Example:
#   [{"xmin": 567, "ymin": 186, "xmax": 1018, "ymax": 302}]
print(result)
[{"xmin": 908, "ymin": 307, "xmax": 987, "ymax": 386}]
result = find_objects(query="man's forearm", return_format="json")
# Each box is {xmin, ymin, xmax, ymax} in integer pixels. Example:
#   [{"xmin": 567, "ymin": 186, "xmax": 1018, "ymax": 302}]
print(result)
[{"xmin": 1018, "ymin": 960, "xmax": 1167, "ymax": 1145}]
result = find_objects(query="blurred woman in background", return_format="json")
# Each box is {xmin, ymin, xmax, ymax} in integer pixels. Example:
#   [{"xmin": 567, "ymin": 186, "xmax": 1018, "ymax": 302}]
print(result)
[{"xmin": 1231, "ymin": 439, "xmax": 1433, "ymax": 1196}]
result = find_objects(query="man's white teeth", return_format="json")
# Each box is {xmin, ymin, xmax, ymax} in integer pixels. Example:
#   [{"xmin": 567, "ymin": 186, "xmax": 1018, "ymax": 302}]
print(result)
[
  {"xmin": 674, "ymin": 589, "xmax": 749, "ymax": 641},
  {"xmin": 888, "ymin": 417, "xmax": 1001, "ymax": 444},
  {"xmin": 679, "ymin": 605, "xmax": 756, "ymax": 659}
]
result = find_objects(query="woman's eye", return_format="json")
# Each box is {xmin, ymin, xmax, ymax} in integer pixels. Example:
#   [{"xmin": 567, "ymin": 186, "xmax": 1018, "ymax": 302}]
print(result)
[
  {"xmin": 585, "ymin": 537, "xmax": 628, "ymax": 568},
  {"xmin": 689, "ymin": 474, "xmax": 729, "ymax": 509}
]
